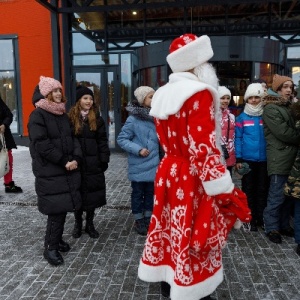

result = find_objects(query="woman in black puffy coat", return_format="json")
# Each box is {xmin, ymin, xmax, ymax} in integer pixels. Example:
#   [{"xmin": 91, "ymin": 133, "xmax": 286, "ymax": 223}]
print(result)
[
  {"xmin": 68, "ymin": 86, "xmax": 110, "ymax": 239},
  {"xmin": 28, "ymin": 76, "xmax": 82, "ymax": 266}
]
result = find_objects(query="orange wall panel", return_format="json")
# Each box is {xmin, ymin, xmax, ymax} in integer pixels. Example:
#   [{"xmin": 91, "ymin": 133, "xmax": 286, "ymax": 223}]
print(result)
[{"xmin": 0, "ymin": 0, "xmax": 55, "ymax": 136}]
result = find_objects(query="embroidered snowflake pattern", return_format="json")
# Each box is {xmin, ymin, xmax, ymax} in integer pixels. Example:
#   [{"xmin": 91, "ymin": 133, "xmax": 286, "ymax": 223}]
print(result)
[
  {"xmin": 183, "ymin": 136, "xmax": 189, "ymax": 145},
  {"xmin": 193, "ymin": 241, "xmax": 200, "ymax": 252},
  {"xmin": 166, "ymin": 179, "xmax": 171, "ymax": 188},
  {"xmin": 182, "ymin": 111, "xmax": 186, "ymax": 118},
  {"xmin": 172, "ymin": 131, "xmax": 176, "ymax": 136},
  {"xmin": 203, "ymin": 223, "xmax": 208, "ymax": 228},
  {"xmin": 157, "ymin": 177, "xmax": 163, "ymax": 186},
  {"xmin": 197, "ymin": 126, "xmax": 202, "ymax": 131},
  {"xmin": 189, "ymin": 163, "xmax": 198, "ymax": 176},
  {"xmin": 209, "ymin": 103, "xmax": 214, "ymax": 120},
  {"xmin": 170, "ymin": 163, "xmax": 177, "ymax": 177},
  {"xmin": 183, "ymin": 175, "xmax": 187, "ymax": 180},
  {"xmin": 176, "ymin": 188, "xmax": 184, "ymax": 200},
  {"xmin": 194, "ymin": 264, "xmax": 200, "ymax": 271},
  {"xmin": 193, "ymin": 100, "xmax": 200, "ymax": 110}
]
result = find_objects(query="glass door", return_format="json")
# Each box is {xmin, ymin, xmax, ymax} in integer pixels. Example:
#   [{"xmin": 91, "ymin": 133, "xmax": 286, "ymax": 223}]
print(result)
[{"xmin": 74, "ymin": 66, "xmax": 120, "ymax": 149}]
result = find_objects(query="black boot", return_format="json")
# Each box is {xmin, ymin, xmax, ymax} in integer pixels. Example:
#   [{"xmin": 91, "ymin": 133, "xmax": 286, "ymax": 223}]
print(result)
[
  {"xmin": 44, "ymin": 214, "xmax": 66, "ymax": 266},
  {"xmin": 85, "ymin": 210, "xmax": 99, "ymax": 238},
  {"xmin": 161, "ymin": 281, "xmax": 170, "ymax": 298},
  {"xmin": 58, "ymin": 240, "xmax": 70, "ymax": 252},
  {"xmin": 43, "ymin": 249, "xmax": 64, "ymax": 266},
  {"xmin": 4, "ymin": 181, "xmax": 23, "ymax": 193},
  {"xmin": 72, "ymin": 210, "xmax": 83, "ymax": 238}
]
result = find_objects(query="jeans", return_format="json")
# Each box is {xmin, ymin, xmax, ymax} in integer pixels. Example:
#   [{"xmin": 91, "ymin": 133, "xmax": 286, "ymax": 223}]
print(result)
[
  {"xmin": 294, "ymin": 199, "xmax": 300, "ymax": 244},
  {"xmin": 131, "ymin": 181, "xmax": 154, "ymax": 220},
  {"xmin": 263, "ymin": 174, "xmax": 293, "ymax": 233}
]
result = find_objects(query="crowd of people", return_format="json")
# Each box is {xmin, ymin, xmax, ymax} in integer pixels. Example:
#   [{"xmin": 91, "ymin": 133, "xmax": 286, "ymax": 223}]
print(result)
[{"xmin": 1, "ymin": 32, "xmax": 299, "ymax": 300}]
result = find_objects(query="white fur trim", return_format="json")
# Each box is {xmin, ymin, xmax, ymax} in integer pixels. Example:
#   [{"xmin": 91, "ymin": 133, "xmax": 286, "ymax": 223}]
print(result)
[
  {"xmin": 203, "ymin": 170, "xmax": 234, "ymax": 196},
  {"xmin": 218, "ymin": 86, "xmax": 231, "ymax": 98},
  {"xmin": 138, "ymin": 262, "xmax": 223, "ymax": 300},
  {"xmin": 150, "ymin": 72, "xmax": 219, "ymax": 120},
  {"xmin": 167, "ymin": 35, "xmax": 214, "ymax": 73},
  {"xmin": 234, "ymin": 219, "xmax": 242, "ymax": 229}
]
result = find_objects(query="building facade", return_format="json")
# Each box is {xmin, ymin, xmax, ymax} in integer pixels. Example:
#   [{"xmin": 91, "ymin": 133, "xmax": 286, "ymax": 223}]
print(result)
[{"xmin": 0, "ymin": 0, "xmax": 299, "ymax": 149}]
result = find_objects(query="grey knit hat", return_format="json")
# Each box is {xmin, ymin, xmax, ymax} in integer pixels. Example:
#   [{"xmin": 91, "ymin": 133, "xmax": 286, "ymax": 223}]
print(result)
[{"xmin": 134, "ymin": 86, "xmax": 155, "ymax": 105}]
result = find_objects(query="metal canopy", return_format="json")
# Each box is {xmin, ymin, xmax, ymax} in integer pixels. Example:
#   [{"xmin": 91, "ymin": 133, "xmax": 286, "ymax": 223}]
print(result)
[{"xmin": 36, "ymin": 0, "xmax": 300, "ymax": 51}]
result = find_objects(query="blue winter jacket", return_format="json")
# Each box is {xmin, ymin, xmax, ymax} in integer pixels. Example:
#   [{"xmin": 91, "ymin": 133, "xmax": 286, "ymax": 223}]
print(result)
[
  {"xmin": 235, "ymin": 111, "xmax": 267, "ymax": 162},
  {"xmin": 117, "ymin": 106, "xmax": 160, "ymax": 182}
]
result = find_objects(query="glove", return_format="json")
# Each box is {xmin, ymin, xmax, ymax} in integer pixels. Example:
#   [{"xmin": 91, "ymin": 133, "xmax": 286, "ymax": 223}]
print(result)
[
  {"xmin": 101, "ymin": 162, "xmax": 108, "ymax": 172},
  {"xmin": 215, "ymin": 187, "xmax": 252, "ymax": 231}
]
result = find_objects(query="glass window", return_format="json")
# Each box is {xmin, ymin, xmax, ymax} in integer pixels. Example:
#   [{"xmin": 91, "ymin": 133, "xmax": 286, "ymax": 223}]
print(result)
[
  {"xmin": 73, "ymin": 54, "xmax": 119, "ymax": 66},
  {"xmin": 253, "ymin": 62, "xmax": 276, "ymax": 88},
  {"xmin": 0, "ymin": 40, "xmax": 14, "ymax": 69},
  {"xmin": 0, "ymin": 38, "xmax": 19, "ymax": 134},
  {"xmin": 140, "ymin": 66, "xmax": 167, "ymax": 90},
  {"xmin": 120, "ymin": 53, "xmax": 132, "ymax": 125},
  {"xmin": 287, "ymin": 47, "xmax": 300, "ymax": 59}
]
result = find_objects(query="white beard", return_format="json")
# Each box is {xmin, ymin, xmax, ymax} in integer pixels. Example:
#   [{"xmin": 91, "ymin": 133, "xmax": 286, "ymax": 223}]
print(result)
[{"xmin": 193, "ymin": 63, "xmax": 219, "ymax": 91}]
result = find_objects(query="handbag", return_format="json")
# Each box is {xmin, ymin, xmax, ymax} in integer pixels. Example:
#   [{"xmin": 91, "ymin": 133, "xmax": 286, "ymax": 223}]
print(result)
[
  {"xmin": 0, "ymin": 133, "xmax": 10, "ymax": 178},
  {"xmin": 221, "ymin": 116, "xmax": 230, "ymax": 160}
]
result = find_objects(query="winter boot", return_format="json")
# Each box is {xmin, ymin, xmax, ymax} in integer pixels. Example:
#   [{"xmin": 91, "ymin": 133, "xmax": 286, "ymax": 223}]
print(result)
[
  {"xmin": 72, "ymin": 210, "xmax": 83, "ymax": 238},
  {"xmin": 58, "ymin": 240, "xmax": 71, "ymax": 252},
  {"xmin": 4, "ymin": 181, "xmax": 23, "ymax": 193},
  {"xmin": 85, "ymin": 210, "xmax": 99, "ymax": 238},
  {"xmin": 43, "ymin": 249, "xmax": 64, "ymax": 266},
  {"xmin": 134, "ymin": 218, "xmax": 147, "ymax": 236},
  {"xmin": 161, "ymin": 281, "xmax": 170, "ymax": 298}
]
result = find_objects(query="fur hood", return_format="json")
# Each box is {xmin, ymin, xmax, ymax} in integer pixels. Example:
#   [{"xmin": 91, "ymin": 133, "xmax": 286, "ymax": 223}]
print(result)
[{"xmin": 262, "ymin": 93, "xmax": 291, "ymax": 107}]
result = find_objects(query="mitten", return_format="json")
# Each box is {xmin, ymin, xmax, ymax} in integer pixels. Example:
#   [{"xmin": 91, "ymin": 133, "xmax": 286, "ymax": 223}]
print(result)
[
  {"xmin": 215, "ymin": 187, "xmax": 251, "ymax": 231},
  {"xmin": 101, "ymin": 162, "xmax": 108, "ymax": 172}
]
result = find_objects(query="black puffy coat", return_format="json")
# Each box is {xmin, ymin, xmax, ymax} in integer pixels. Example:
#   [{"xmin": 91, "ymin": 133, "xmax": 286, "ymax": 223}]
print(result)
[
  {"xmin": 74, "ymin": 115, "xmax": 110, "ymax": 210},
  {"xmin": 0, "ymin": 96, "xmax": 17, "ymax": 150},
  {"xmin": 28, "ymin": 107, "xmax": 82, "ymax": 215}
]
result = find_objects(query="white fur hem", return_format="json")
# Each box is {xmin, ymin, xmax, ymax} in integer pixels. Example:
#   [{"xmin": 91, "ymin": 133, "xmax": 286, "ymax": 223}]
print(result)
[
  {"xmin": 203, "ymin": 170, "xmax": 234, "ymax": 196},
  {"xmin": 234, "ymin": 219, "xmax": 242, "ymax": 229},
  {"xmin": 138, "ymin": 262, "xmax": 223, "ymax": 300}
]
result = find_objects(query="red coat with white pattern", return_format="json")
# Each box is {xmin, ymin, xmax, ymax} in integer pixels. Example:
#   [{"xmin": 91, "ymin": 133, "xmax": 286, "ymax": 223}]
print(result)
[{"xmin": 138, "ymin": 72, "xmax": 251, "ymax": 300}]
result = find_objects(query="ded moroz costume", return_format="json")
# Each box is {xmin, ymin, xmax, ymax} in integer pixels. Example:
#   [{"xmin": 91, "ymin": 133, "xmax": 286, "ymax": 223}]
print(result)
[{"xmin": 138, "ymin": 34, "xmax": 251, "ymax": 300}]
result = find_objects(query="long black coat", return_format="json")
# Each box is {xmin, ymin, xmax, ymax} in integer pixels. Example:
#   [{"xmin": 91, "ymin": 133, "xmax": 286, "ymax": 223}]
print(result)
[
  {"xmin": 28, "ymin": 107, "xmax": 82, "ymax": 215},
  {"xmin": 0, "ymin": 97, "xmax": 17, "ymax": 150},
  {"xmin": 74, "ymin": 115, "xmax": 110, "ymax": 210}
]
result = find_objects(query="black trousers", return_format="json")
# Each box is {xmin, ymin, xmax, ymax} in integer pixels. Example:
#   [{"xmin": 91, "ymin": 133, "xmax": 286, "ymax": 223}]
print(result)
[
  {"xmin": 241, "ymin": 161, "xmax": 269, "ymax": 223},
  {"xmin": 44, "ymin": 213, "xmax": 67, "ymax": 250}
]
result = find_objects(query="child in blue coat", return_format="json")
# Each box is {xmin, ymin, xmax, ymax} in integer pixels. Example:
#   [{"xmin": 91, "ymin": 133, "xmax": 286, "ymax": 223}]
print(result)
[
  {"xmin": 117, "ymin": 86, "xmax": 160, "ymax": 235},
  {"xmin": 235, "ymin": 83, "xmax": 269, "ymax": 231}
]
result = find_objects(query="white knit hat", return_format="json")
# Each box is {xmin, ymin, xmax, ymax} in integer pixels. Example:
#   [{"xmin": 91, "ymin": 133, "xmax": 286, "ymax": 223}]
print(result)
[
  {"xmin": 218, "ymin": 86, "xmax": 231, "ymax": 98},
  {"xmin": 244, "ymin": 83, "xmax": 264, "ymax": 101},
  {"xmin": 166, "ymin": 34, "xmax": 214, "ymax": 73},
  {"xmin": 134, "ymin": 86, "xmax": 155, "ymax": 105}
]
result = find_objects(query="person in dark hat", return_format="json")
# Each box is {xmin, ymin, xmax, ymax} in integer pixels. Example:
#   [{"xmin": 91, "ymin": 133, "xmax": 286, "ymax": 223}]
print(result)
[
  {"xmin": 28, "ymin": 76, "xmax": 82, "ymax": 266},
  {"xmin": 68, "ymin": 85, "xmax": 110, "ymax": 239},
  {"xmin": 137, "ymin": 34, "xmax": 251, "ymax": 300}
]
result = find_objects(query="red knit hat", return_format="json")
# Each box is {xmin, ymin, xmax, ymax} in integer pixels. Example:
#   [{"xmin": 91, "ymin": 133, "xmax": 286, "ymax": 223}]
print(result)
[{"xmin": 166, "ymin": 34, "xmax": 214, "ymax": 73}]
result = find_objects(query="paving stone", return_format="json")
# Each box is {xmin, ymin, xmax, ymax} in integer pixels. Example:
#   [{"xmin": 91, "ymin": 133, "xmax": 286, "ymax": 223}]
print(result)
[{"xmin": 0, "ymin": 149, "xmax": 300, "ymax": 299}]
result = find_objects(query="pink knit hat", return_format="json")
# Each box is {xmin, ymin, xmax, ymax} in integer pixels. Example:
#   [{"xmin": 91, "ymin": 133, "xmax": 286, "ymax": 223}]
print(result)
[{"xmin": 38, "ymin": 76, "xmax": 62, "ymax": 97}]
